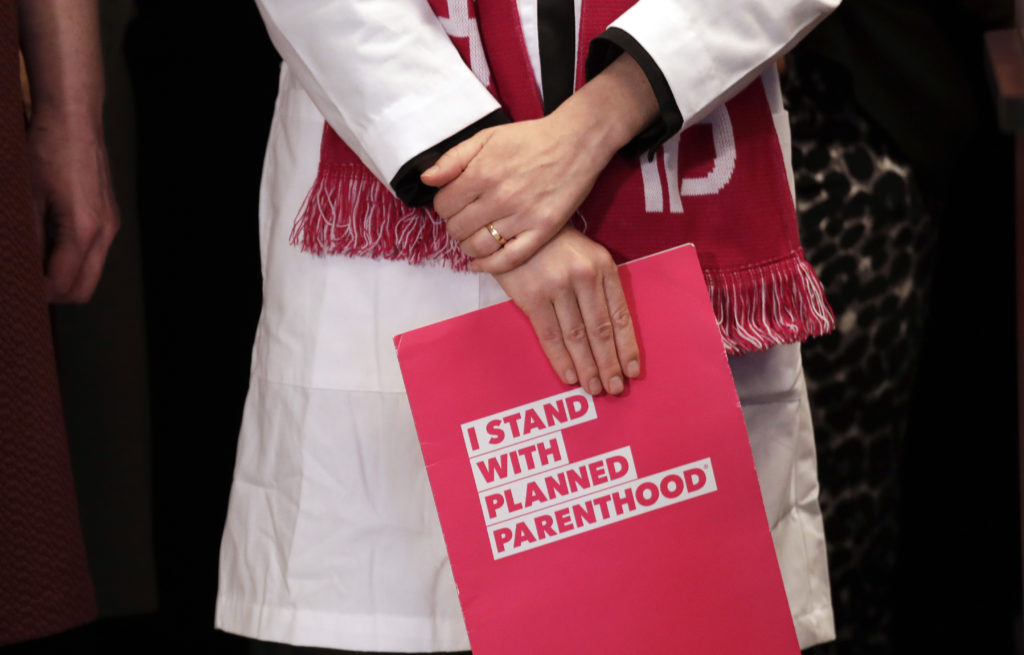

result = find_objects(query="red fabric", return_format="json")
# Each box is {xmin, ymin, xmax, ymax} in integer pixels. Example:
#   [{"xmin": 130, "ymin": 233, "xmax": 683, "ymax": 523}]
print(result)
[
  {"xmin": 0, "ymin": 0, "xmax": 97, "ymax": 644},
  {"xmin": 289, "ymin": 0, "xmax": 834, "ymax": 354}
]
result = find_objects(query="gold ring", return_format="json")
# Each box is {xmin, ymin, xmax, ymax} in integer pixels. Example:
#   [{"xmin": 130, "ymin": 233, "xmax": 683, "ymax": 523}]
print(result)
[{"xmin": 486, "ymin": 223, "xmax": 507, "ymax": 246}]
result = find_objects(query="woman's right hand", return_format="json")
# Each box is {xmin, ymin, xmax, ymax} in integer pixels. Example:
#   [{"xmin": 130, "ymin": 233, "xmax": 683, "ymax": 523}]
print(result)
[{"xmin": 491, "ymin": 225, "xmax": 640, "ymax": 396}]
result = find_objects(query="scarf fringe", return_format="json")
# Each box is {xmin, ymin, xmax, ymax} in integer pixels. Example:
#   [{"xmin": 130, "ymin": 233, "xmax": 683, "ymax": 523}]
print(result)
[
  {"xmin": 290, "ymin": 167, "xmax": 834, "ymax": 355},
  {"xmin": 290, "ymin": 165, "xmax": 471, "ymax": 271},
  {"xmin": 706, "ymin": 253, "xmax": 835, "ymax": 356}
]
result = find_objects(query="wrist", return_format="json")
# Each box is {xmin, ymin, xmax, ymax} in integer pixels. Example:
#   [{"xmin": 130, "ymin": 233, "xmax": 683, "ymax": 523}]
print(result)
[
  {"xmin": 554, "ymin": 53, "xmax": 659, "ymax": 155},
  {"xmin": 30, "ymin": 103, "xmax": 104, "ymax": 140}
]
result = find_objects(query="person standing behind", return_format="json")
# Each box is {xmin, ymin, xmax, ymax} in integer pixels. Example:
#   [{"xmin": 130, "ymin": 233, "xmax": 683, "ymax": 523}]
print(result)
[{"xmin": 0, "ymin": 0, "xmax": 119, "ymax": 645}]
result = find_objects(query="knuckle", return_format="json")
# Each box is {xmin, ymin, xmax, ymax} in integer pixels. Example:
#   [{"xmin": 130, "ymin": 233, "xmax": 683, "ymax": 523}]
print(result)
[
  {"xmin": 563, "ymin": 324, "xmax": 588, "ymax": 345},
  {"xmin": 494, "ymin": 181, "xmax": 516, "ymax": 207},
  {"xmin": 79, "ymin": 211, "xmax": 101, "ymax": 231},
  {"xmin": 594, "ymin": 249, "xmax": 615, "ymax": 271},
  {"xmin": 77, "ymin": 219, "xmax": 101, "ymax": 244},
  {"xmin": 546, "ymin": 275, "xmax": 571, "ymax": 294},
  {"xmin": 469, "ymin": 166, "xmax": 493, "ymax": 188},
  {"xmin": 537, "ymin": 206, "xmax": 560, "ymax": 229},
  {"xmin": 611, "ymin": 306, "xmax": 632, "ymax": 329},
  {"xmin": 569, "ymin": 260, "xmax": 599, "ymax": 284},
  {"xmin": 454, "ymin": 140, "xmax": 474, "ymax": 159},
  {"xmin": 537, "ymin": 327, "xmax": 563, "ymax": 345},
  {"xmin": 591, "ymin": 320, "xmax": 615, "ymax": 342}
]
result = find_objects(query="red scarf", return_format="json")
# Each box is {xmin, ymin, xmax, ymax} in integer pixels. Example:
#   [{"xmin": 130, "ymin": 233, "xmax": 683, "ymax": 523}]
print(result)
[{"xmin": 290, "ymin": 0, "xmax": 834, "ymax": 355}]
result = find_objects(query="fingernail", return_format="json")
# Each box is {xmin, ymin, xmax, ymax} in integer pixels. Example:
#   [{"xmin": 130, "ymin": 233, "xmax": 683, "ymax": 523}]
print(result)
[
  {"xmin": 609, "ymin": 376, "xmax": 623, "ymax": 395},
  {"xmin": 626, "ymin": 360, "xmax": 640, "ymax": 378},
  {"xmin": 588, "ymin": 377, "xmax": 603, "ymax": 395},
  {"xmin": 423, "ymin": 165, "xmax": 439, "ymax": 177},
  {"xmin": 565, "ymin": 369, "xmax": 578, "ymax": 384}
]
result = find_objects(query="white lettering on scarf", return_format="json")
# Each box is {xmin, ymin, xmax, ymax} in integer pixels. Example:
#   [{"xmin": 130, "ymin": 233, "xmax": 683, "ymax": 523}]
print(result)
[
  {"xmin": 438, "ymin": 0, "xmax": 491, "ymax": 87},
  {"xmin": 641, "ymin": 106, "xmax": 736, "ymax": 213}
]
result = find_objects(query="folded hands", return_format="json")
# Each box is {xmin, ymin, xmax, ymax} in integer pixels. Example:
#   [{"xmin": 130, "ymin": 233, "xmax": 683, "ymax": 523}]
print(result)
[{"xmin": 421, "ymin": 53, "xmax": 659, "ymax": 395}]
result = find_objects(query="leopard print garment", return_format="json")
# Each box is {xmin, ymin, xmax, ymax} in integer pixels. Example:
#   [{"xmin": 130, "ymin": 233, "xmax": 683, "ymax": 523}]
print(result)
[{"xmin": 784, "ymin": 58, "xmax": 936, "ymax": 654}]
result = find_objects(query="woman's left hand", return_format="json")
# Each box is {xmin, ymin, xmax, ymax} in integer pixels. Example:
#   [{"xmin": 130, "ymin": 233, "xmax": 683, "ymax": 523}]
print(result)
[
  {"xmin": 421, "ymin": 53, "xmax": 660, "ymax": 274},
  {"xmin": 422, "ymin": 111, "xmax": 612, "ymax": 274}
]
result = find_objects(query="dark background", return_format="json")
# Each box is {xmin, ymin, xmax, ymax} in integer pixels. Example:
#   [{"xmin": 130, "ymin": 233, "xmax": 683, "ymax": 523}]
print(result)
[{"xmin": 2, "ymin": 1, "xmax": 1021, "ymax": 653}]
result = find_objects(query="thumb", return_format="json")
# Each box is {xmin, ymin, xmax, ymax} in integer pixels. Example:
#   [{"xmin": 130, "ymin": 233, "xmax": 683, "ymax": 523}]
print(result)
[{"xmin": 420, "ymin": 130, "xmax": 490, "ymax": 188}]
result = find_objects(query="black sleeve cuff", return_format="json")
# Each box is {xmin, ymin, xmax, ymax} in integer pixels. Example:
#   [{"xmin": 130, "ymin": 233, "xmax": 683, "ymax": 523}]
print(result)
[
  {"xmin": 389, "ymin": 109, "xmax": 511, "ymax": 207},
  {"xmin": 585, "ymin": 27, "xmax": 683, "ymax": 160}
]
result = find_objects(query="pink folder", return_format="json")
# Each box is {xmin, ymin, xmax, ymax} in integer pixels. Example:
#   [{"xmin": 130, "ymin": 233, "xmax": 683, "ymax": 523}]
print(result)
[{"xmin": 395, "ymin": 245, "xmax": 799, "ymax": 654}]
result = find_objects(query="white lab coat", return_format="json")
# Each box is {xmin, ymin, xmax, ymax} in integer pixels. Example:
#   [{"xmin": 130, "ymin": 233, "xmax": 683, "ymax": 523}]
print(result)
[{"xmin": 216, "ymin": 0, "xmax": 838, "ymax": 650}]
